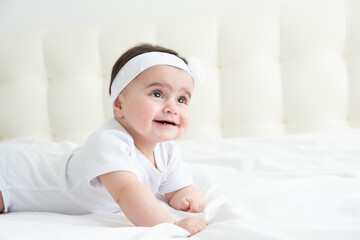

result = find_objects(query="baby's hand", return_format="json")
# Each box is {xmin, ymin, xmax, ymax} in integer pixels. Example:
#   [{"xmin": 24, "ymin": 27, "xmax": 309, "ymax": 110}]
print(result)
[
  {"xmin": 179, "ymin": 197, "xmax": 205, "ymax": 213},
  {"xmin": 175, "ymin": 217, "xmax": 208, "ymax": 236}
]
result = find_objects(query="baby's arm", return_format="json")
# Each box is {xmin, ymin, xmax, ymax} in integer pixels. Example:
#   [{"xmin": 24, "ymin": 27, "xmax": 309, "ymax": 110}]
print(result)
[
  {"xmin": 165, "ymin": 185, "xmax": 205, "ymax": 213},
  {"xmin": 100, "ymin": 171, "xmax": 174, "ymax": 225},
  {"xmin": 99, "ymin": 172, "xmax": 207, "ymax": 235}
]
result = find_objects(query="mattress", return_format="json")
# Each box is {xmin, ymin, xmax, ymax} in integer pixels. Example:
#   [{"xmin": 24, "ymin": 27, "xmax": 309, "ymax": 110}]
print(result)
[{"xmin": 1, "ymin": 129, "xmax": 360, "ymax": 239}]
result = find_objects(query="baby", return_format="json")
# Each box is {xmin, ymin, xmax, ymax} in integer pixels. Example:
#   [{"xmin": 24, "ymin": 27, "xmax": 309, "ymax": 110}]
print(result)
[{"xmin": 0, "ymin": 43, "xmax": 207, "ymax": 236}]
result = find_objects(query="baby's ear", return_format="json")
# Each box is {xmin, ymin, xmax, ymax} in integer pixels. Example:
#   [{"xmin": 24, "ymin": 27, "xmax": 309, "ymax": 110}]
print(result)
[{"xmin": 113, "ymin": 96, "xmax": 124, "ymax": 118}]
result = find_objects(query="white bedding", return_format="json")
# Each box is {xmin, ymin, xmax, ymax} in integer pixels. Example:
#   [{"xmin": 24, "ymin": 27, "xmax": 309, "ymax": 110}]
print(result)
[{"xmin": 1, "ymin": 130, "xmax": 360, "ymax": 240}]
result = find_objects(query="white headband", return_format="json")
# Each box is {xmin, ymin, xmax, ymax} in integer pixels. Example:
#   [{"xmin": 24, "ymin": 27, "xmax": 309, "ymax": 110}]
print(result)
[{"xmin": 110, "ymin": 51, "xmax": 206, "ymax": 103}]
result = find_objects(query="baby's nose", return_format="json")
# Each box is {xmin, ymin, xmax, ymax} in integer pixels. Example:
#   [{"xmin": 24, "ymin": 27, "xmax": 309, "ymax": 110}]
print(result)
[{"xmin": 163, "ymin": 101, "xmax": 179, "ymax": 115}]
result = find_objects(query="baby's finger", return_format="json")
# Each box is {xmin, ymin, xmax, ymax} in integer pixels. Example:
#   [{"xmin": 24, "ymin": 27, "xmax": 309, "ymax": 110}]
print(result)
[
  {"xmin": 197, "ymin": 218, "xmax": 208, "ymax": 228},
  {"xmin": 187, "ymin": 200, "xmax": 204, "ymax": 213},
  {"xmin": 180, "ymin": 198, "xmax": 190, "ymax": 211},
  {"xmin": 187, "ymin": 201, "xmax": 200, "ymax": 213},
  {"xmin": 188, "ymin": 219, "xmax": 208, "ymax": 236}
]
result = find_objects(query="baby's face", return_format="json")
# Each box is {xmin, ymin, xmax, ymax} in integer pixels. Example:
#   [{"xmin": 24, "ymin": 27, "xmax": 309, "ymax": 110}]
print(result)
[{"xmin": 115, "ymin": 65, "xmax": 194, "ymax": 146}]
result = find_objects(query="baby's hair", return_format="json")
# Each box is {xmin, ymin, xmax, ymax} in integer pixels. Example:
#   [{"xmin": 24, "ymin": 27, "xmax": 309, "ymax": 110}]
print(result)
[{"xmin": 109, "ymin": 43, "xmax": 188, "ymax": 95}]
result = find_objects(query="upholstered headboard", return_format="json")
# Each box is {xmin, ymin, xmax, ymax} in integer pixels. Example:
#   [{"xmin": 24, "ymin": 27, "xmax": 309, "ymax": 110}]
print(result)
[{"xmin": 0, "ymin": 0, "xmax": 359, "ymax": 144}]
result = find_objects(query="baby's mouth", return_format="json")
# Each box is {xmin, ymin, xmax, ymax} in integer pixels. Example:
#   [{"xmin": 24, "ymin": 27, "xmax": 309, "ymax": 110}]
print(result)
[{"xmin": 154, "ymin": 120, "xmax": 177, "ymax": 126}]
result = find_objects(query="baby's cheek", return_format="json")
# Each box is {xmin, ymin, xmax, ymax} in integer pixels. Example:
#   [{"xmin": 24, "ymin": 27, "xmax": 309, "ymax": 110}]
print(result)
[
  {"xmin": 136, "ymin": 105, "xmax": 155, "ymax": 121},
  {"xmin": 181, "ymin": 110, "xmax": 191, "ymax": 129}
]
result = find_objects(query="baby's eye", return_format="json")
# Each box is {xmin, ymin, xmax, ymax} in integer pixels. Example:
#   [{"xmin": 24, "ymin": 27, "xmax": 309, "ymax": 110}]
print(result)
[
  {"xmin": 151, "ymin": 91, "xmax": 162, "ymax": 98},
  {"xmin": 177, "ymin": 97, "xmax": 187, "ymax": 104}
]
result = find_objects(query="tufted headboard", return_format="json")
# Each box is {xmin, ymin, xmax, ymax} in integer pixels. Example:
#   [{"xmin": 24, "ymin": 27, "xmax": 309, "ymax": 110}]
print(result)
[{"xmin": 0, "ymin": 0, "xmax": 359, "ymax": 144}]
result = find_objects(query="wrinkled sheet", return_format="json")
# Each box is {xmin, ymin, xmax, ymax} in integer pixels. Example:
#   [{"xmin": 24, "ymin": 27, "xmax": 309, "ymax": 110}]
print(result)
[{"xmin": 1, "ymin": 129, "xmax": 360, "ymax": 240}]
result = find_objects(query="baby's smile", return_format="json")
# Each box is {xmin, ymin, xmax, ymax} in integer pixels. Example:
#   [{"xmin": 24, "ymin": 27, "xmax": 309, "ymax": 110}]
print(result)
[{"xmin": 154, "ymin": 120, "xmax": 178, "ymax": 126}]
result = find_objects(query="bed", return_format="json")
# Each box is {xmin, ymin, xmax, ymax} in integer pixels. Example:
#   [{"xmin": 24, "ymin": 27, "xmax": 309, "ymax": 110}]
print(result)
[{"xmin": 1, "ymin": 0, "xmax": 360, "ymax": 239}]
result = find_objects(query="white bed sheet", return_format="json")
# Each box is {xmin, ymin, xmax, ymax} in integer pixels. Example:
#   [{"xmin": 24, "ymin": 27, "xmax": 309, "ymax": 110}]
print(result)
[{"xmin": 1, "ymin": 130, "xmax": 360, "ymax": 240}]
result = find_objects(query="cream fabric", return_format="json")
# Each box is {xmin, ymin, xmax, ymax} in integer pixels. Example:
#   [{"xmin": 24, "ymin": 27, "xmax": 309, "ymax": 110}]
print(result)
[{"xmin": 0, "ymin": 0, "xmax": 359, "ymax": 143}]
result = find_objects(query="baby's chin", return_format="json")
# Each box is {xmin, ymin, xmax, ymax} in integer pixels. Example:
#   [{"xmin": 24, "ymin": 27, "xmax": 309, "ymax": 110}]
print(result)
[
  {"xmin": 158, "ymin": 136, "xmax": 180, "ymax": 143},
  {"xmin": 157, "ymin": 132, "xmax": 186, "ymax": 143},
  {"xmin": 154, "ymin": 126, "xmax": 189, "ymax": 143}
]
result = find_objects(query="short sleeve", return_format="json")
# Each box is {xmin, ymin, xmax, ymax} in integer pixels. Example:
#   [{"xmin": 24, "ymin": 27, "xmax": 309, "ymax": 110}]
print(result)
[
  {"xmin": 158, "ymin": 142, "xmax": 193, "ymax": 193},
  {"xmin": 83, "ymin": 130, "xmax": 138, "ymax": 187}
]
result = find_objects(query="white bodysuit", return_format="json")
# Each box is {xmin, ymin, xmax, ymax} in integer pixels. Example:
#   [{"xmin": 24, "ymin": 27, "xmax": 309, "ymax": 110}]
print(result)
[{"xmin": 0, "ymin": 118, "xmax": 193, "ymax": 214}]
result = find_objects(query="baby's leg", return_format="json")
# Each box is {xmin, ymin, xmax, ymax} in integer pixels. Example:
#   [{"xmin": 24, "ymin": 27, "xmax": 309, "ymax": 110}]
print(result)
[{"xmin": 0, "ymin": 191, "xmax": 4, "ymax": 212}]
